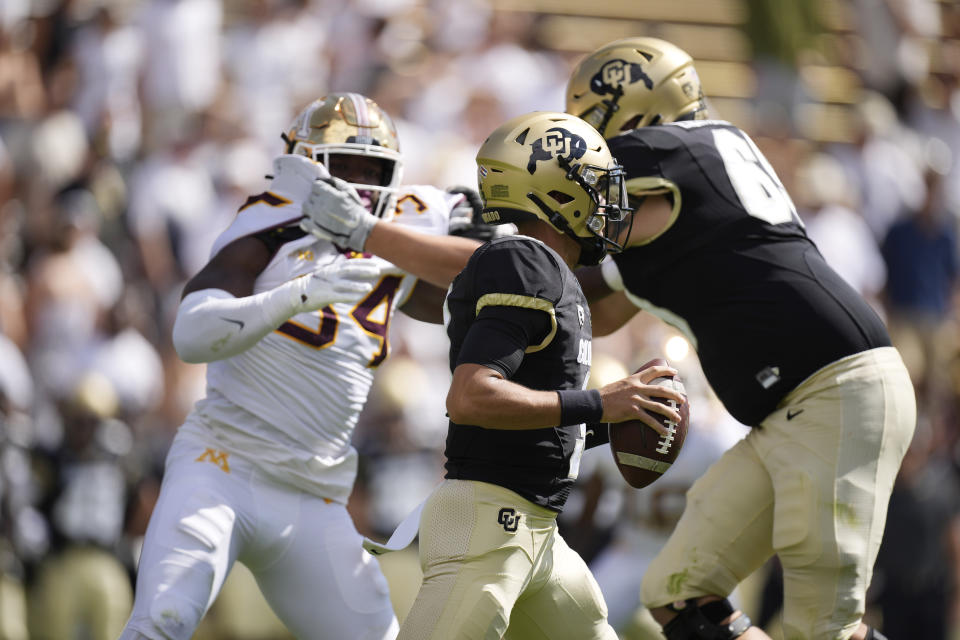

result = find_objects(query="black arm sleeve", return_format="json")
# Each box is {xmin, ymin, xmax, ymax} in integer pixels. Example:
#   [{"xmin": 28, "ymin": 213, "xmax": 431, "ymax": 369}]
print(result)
[
  {"xmin": 456, "ymin": 305, "xmax": 553, "ymax": 378},
  {"xmin": 608, "ymin": 131, "xmax": 662, "ymax": 178}
]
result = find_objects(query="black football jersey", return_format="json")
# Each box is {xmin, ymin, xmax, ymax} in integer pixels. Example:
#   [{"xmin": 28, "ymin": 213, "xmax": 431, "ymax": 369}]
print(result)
[
  {"xmin": 608, "ymin": 120, "xmax": 890, "ymax": 426},
  {"xmin": 445, "ymin": 236, "xmax": 593, "ymax": 512}
]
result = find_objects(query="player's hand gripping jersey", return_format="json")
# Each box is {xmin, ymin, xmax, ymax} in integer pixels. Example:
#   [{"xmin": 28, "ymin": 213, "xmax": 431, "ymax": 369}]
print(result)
[
  {"xmin": 444, "ymin": 236, "xmax": 595, "ymax": 512},
  {"xmin": 606, "ymin": 120, "xmax": 890, "ymax": 426},
  {"xmin": 181, "ymin": 156, "xmax": 453, "ymax": 502}
]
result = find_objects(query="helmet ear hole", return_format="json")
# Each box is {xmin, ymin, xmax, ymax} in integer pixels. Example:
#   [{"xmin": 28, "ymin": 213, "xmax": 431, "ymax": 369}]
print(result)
[{"xmin": 548, "ymin": 190, "xmax": 575, "ymax": 205}]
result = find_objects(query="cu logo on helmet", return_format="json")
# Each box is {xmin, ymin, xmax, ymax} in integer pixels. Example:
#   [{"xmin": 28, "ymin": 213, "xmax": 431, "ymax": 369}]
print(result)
[
  {"xmin": 602, "ymin": 60, "xmax": 629, "ymax": 88},
  {"xmin": 591, "ymin": 59, "xmax": 654, "ymax": 95},
  {"xmin": 543, "ymin": 130, "xmax": 576, "ymax": 157},
  {"xmin": 526, "ymin": 127, "xmax": 586, "ymax": 173}
]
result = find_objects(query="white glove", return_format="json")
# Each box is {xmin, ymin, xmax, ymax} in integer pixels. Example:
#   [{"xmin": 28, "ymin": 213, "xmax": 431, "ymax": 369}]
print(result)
[
  {"xmin": 300, "ymin": 176, "xmax": 378, "ymax": 251},
  {"xmin": 271, "ymin": 154, "xmax": 331, "ymax": 201},
  {"xmin": 287, "ymin": 257, "xmax": 382, "ymax": 313}
]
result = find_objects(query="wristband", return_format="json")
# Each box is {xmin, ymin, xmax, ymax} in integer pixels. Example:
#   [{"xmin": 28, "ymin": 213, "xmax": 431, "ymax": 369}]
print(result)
[
  {"xmin": 557, "ymin": 389, "xmax": 603, "ymax": 426},
  {"xmin": 600, "ymin": 257, "xmax": 625, "ymax": 292}
]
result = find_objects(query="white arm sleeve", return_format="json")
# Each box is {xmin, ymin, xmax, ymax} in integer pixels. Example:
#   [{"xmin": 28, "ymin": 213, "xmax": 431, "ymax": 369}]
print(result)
[
  {"xmin": 173, "ymin": 257, "xmax": 381, "ymax": 363},
  {"xmin": 172, "ymin": 286, "xmax": 299, "ymax": 364}
]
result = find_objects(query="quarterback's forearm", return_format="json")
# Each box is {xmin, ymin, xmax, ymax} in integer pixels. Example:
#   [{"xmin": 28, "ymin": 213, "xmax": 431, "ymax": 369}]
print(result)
[
  {"xmin": 366, "ymin": 222, "xmax": 479, "ymax": 288},
  {"xmin": 446, "ymin": 363, "xmax": 601, "ymax": 429},
  {"xmin": 447, "ymin": 364, "xmax": 561, "ymax": 428},
  {"xmin": 172, "ymin": 287, "xmax": 298, "ymax": 363}
]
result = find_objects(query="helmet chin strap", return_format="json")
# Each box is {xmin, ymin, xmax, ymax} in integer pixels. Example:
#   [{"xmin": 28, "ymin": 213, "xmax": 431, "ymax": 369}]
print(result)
[
  {"xmin": 597, "ymin": 87, "xmax": 624, "ymax": 137},
  {"xmin": 526, "ymin": 192, "xmax": 604, "ymax": 266}
]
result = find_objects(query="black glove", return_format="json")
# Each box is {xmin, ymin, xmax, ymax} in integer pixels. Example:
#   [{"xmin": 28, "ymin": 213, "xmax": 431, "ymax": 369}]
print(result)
[{"xmin": 446, "ymin": 186, "xmax": 499, "ymax": 241}]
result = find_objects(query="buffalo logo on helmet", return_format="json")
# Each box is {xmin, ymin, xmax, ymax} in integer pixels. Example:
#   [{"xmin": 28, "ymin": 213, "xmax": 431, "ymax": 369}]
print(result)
[
  {"xmin": 590, "ymin": 59, "xmax": 654, "ymax": 96},
  {"xmin": 526, "ymin": 127, "xmax": 587, "ymax": 174}
]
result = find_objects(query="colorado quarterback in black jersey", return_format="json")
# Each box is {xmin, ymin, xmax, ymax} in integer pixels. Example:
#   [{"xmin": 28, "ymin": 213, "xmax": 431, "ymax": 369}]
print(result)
[
  {"xmin": 396, "ymin": 112, "xmax": 685, "ymax": 640},
  {"xmin": 444, "ymin": 237, "xmax": 594, "ymax": 512},
  {"xmin": 567, "ymin": 38, "xmax": 915, "ymax": 640}
]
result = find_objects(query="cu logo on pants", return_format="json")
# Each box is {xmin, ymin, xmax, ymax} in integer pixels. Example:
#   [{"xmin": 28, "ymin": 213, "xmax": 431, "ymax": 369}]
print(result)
[{"xmin": 497, "ymin": 508, "xmax": 520, "ymax": 532}]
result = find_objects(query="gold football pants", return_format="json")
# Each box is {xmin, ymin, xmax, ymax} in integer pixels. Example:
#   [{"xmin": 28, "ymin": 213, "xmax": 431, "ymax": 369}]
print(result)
[
  {"xmin": 641, "ymin": 347, "xmax": 916, "ymax": 640},
  {"xmin": 399, "ymin": 479, "xmax": 617, "ymax": 640}
]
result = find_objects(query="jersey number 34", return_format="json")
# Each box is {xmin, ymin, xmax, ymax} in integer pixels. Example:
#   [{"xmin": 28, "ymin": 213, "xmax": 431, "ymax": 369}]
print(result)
[{"xmin": 276, "ymin": 275, "xmax": 403, "ymax": 367}]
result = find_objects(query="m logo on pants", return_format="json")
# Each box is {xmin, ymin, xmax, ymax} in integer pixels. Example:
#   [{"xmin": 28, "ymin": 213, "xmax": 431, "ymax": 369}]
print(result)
[{"xmin": 195, "ymin": 448, "xmax": 231, "ymax": 473}]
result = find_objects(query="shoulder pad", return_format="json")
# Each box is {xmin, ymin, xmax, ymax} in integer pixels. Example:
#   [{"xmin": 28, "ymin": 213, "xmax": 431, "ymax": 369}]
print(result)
[
  {"xmin": 391, "ymin": 185, "xmax": 451, "ymax": 235},
  {"xmin": 469, "ymin": 237, "xmax": 565, "ymax": 302}
]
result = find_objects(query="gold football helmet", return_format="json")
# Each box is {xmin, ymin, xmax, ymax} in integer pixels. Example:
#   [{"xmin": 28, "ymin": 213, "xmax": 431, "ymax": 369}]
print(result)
[
  {"xmin": 283, "ymin": 92, "xmax": 402, "ymax": 218},
  {"xmin": 475, "ymin": 111, "xmax": 631, "ymax": 266},
  {"xmin": 566, "ymin": 37, "xmax": 707, "ymax": 137}
]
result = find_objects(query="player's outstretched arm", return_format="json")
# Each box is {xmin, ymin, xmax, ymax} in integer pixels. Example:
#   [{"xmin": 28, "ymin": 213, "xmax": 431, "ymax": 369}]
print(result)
[
  {"xmin": 301, "ymin": 178, "xmax": 479, "ymax": 288},
  {"xmin": 446, "ymin": 363, "xmax": 683, "ymax": 433},
  {"xmin": 366, "ymin": 222, "xmax": 479, "ymax": 289},
  {"xmin": 172, "ymin": 237, "xmax": 379, "ymax": 363}
]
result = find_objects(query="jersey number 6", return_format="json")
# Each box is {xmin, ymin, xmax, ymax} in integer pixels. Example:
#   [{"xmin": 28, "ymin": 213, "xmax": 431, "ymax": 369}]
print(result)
[{"xmin": 713, "ymin": 128, "xmax": 802, "ymax": 227}]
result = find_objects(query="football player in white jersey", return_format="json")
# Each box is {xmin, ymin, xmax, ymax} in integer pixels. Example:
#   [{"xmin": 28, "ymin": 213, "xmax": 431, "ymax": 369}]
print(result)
[{"xmin": 119, "ymin": 93, "xmax": 480, "ymax": 640}]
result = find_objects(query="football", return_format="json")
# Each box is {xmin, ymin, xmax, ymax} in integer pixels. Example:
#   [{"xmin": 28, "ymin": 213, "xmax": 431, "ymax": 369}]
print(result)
[{"xmin": 609, "ymin": 358, "xmax": 690, "ymax": 489}]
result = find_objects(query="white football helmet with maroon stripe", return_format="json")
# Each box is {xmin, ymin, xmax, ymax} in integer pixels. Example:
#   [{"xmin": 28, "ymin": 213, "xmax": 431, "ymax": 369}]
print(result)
[{"xmin": 283, "ymin": 93, "xmax": 403, "ymax": 219}]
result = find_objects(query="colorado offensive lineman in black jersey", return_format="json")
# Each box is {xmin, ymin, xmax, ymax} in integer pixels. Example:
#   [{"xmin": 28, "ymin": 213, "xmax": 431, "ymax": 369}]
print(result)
[
  {"xmin": 396, "ymin": 113, "xmax": 686, "ymax": 640},
  {"xmin": 567, "ymin": 38, "xmax": 915, "ymax": 640},
  {"xmin": 606, "ymin": 120, "xmax": 891, "ymax": 426}
]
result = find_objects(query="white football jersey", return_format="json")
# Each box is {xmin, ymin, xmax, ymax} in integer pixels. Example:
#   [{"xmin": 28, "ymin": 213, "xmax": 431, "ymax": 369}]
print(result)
[{"xmin": 180, "ymin": 168, "xmax": 454, "ymax": 503}]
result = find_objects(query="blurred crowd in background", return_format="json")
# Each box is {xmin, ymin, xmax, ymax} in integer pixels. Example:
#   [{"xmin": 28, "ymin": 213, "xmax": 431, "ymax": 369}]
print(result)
[{"xmin": 0, "ymin": 0, "xmax": 959, "ymax": 638}]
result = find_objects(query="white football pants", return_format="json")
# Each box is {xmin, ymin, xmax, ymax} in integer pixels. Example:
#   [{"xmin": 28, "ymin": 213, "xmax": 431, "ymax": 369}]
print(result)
[{"xmin": 120, "ymin": 432, "xmax": 398, "ymax": 640}]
